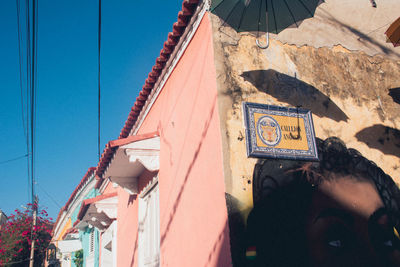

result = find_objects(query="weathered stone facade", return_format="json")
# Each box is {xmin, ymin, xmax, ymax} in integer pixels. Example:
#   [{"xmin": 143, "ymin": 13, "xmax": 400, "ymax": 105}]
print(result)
[{"xmin": 209, "ymin": 0, "xmax": 400, "ymax": 247}]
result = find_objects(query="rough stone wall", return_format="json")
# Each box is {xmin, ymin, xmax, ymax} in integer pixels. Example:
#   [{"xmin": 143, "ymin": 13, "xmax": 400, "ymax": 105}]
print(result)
[{"xmin": 209, "ymin": 1, "xmax": 400, "ymax": 225}]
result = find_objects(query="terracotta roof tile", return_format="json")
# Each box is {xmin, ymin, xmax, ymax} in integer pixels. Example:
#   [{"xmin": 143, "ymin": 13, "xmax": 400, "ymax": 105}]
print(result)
[
  {"xmin": 77, "ymin": 192, "xmax": 118, "ymax": 221},
  {"xmin": 118, "ymin": 0, "xmax": 199, "ymax": 139},
  {"xmin": 52, "ymin": 167, "xmax": 96, "ymax": 236},
  {"xmin": 95, "ymin": 0, "xmax": 200, "ymax": 189},
  {"xmin": 64, "ymin": 167, "xmax": 96, "ymax": 210},
  {"xmin": 72, "ymin": 219, "xmax": 80, "ymax": 228},
  {"xmin": 108, "ymin": 131, "xmax": 159, "ymax": 148}
]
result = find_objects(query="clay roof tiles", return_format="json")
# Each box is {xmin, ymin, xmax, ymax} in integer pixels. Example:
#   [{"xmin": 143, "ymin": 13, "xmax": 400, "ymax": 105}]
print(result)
[
  {"xmin": 118, "ymin": 0, "xmax": 199, "ymax": 140},
  {"xmin": 77, "ymin": 192, "xmax": 118, "ymax": 221},
  {"xmin": 52, "ymin": 167, "xmax": 96, "ymax": 235},
  {"xmin": 95, "ymin": 0, "xmax": 200, "ymax": 183}
]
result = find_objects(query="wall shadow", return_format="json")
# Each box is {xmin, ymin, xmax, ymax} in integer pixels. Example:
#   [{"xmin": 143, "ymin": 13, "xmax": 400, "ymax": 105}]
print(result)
[
  {"xmin": 389, "ymin": 88, "xmax": 400, "ymax": 105},
  {"xmin": 204, "ymin": 220, "xmax": 232, "ymax": 267},
  {"xmin": 241, "ymin": 70, "xmax": 349, "ymax": 122},
  {"xmin": 127, "ymin": 194, "xmax": 136, "ymax": 205},
  {"xmin": 225, "ymin": 193, "xmax": 247, "ymax": 267},
  {"xmin": 355, "ymin": 124, "xmax": 400, "ymax": 157},
  {"xmin": 160, "ymin": 96, "xmax": 217, "ymax": 245},
  {"xmin": 317, "ymin": 9, "xmax": 398, "ymax": 58}
]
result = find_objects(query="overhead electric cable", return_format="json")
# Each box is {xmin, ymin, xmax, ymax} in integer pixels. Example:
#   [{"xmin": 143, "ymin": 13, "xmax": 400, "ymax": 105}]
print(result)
[
  {"xmin": 98, "ymin": 0, "xmax": 102, "ymax": 160},
  {"xmin": 36, "ymin": 181, "xmax": 62, "ymax": 209},
  {"xmin": 33, "ymin": 0, "xmax": 38, "ymax": 177},
  {"xmin": 16, "ymin": 0, "xmax": 27, "ymax": 141},
  {"xmin": 24, "ymin": 2, "xmax": 40, "ymax": 264},
  {"xmin": 17, "ymin": 0, "xmax": 31, "ymax": 202},
  {"xmin": 25, "ymin": 0, "xmax": 32, "ymax": 203},
  {"xmin": 30, "ymin": 0, "xmax": 36, "ymax": 205},
  {"xmin": 0, "ymin": 154, "xmax": 29, "ymax": 165},
  {"xmin": 34, "ymin": 0, "xmax": 38, "ymax": 90}
]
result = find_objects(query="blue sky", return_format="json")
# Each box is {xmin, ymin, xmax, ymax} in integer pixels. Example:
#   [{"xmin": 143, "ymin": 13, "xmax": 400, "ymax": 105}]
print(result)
[{"xmin": 0, "ymin": 0, "xmax": 183, "ymax": 219}]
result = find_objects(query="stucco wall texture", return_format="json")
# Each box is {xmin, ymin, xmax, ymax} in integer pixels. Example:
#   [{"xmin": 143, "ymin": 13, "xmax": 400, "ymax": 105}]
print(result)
[{"xmin": 210, "ymin": 0, "xmax": 400, "ymax": 222}]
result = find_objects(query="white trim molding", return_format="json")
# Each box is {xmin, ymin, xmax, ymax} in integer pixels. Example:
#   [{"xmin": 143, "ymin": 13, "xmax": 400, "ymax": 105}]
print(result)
[{"xmin": 104, "ymin": 136, "xmax": 160, "ymax": 195}]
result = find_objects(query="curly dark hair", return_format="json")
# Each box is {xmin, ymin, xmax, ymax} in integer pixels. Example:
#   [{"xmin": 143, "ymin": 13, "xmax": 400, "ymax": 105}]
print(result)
[{"xmin": 247, "ymin": 137, "xmax": 400, "ymax": 267}]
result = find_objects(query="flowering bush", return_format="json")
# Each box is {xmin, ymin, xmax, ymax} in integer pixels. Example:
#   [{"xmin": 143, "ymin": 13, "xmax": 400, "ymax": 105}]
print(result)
[{"xmin": 0, "ymin": 204, "xmax": 53, "ymax": 266}]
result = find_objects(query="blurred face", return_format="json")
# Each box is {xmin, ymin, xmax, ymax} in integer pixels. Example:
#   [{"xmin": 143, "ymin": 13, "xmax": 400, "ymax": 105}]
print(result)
[{"xmin": 306, "ymin": 176, "xmax": 400, "ymax": 267}]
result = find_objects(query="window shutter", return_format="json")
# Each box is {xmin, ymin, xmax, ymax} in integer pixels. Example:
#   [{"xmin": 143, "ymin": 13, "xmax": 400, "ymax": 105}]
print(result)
[
  {"xmin": 90, "ymin": 230, "xmax": 94, "ymax": 254},
  {"xmin": 138, "ymin": 182, "xmax": 160, "ymax": 267}
]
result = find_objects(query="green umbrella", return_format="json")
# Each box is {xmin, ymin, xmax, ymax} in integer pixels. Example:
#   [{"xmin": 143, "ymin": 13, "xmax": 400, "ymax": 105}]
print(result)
[{"xmin": 211, "ymin": 0, "xmax": 324, "ymax": 48}]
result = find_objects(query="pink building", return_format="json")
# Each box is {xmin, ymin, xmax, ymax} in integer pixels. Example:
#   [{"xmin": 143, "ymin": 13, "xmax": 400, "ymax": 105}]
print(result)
[{"xmin": 84, "ymin": 1, "xmax": 233, "ymax": 265}]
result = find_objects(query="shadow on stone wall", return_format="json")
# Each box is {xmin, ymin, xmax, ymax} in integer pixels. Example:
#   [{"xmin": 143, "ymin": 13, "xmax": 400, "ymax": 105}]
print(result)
[
  {"xmin": 389, "ymin": 88, "xmax": 400, "ymax": 105},
  {"xmin": 241, "ymin": 70, "xmax": 349, "ymax": 122},
  {"xmin": 355, "ymin": 124, "xmax": 400, "ymax": 157},
  {"xmin": 225, "ymin": 193, "xmax": 246, "ymax": 267},
  {"xmin": 317, "ymin": 8, "xmax": 398, "ymax": 58}
]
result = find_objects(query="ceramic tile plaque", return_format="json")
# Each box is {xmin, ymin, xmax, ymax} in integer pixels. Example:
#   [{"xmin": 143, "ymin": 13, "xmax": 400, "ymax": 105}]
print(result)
[{"xmin": 243, "ymin": 102, "xmax": 318, "ymax": 161}]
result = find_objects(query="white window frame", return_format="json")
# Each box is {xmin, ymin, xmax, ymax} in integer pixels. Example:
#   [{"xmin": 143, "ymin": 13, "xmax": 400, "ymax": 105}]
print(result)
[
  {"xmin": 101, "ymin": 220, "xmax": 117, "ymax": 267},
  {"xmin": 138, "ymin": 179, "xmax": 160, "ymax": 267}
]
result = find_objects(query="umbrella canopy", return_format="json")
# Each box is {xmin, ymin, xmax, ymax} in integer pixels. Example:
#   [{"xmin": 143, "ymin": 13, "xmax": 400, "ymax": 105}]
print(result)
[
  {"xmin": 211, "ymin": 0, "xmax": 323, "ymax": 48},
  {"xmin": 385, "ymin": 17, "xmax": 400, "ymax": 47},
  {"xmin": 211, "ymin": 0, "xmax": 323, "ymax": 34}
]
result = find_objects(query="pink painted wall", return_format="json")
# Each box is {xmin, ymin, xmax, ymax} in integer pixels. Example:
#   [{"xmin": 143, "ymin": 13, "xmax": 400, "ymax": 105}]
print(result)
[
  {"xmin": 103, "ymin": 181, "xmax": 117, "ymax": 195},
  {"xmin": 116, "ymin": 14, "xmax": 232, "ymax": 267}
]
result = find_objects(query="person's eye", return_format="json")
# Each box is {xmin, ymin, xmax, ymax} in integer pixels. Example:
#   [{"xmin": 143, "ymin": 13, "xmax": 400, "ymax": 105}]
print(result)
[
  {"xmin": 328, "ymin": 240, "xmax": 342, "ymax": 248},
  {"xmin": 324, "ymin": 224, "xmax": 351, "ymax": 250},
  {"xmin": 383, "ymin": 240, "xmax": 393, "ymax": 247}
]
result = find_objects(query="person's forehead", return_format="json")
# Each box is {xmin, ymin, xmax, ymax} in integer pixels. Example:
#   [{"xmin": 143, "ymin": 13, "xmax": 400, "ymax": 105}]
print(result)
[{"xmin": 315, "ymin": 177, "xmax": 384, "ymax": 219}]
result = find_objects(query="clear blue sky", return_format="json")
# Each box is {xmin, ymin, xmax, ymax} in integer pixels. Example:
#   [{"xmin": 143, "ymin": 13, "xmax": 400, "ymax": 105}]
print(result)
[{"xmin": 0, "ymin": 0, "xmax": 183, "ymax": 219}]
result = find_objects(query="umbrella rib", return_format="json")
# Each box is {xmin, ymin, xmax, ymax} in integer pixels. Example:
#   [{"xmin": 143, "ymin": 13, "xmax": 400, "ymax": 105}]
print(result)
[
  {"xmin": 223, "ymin": 0, "xmax": 244, "ymax": 29},
  {"xmin": 210, "ymin": 0, "xmax": 226, "ymax": 11},
  {"xmin": 283, "ymin": 0, "xmax": 299, "ymax": 27},
  {"xmin": 270, "ymin": 0, "xmax": 278, "ymax": 34},
  {"xmin": 297, "ymin": 0, "xmax": 313, "ymax": 17},
  {"xmin": 238, "ymin": 1, "xmax": 250, "ymax": 30}
]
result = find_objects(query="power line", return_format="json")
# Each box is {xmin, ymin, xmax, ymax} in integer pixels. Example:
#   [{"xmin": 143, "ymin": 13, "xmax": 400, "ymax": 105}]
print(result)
[
  {"xmin": 36, "ymin": 181, "xmax": 62, "ymax": 209},
  {"xmin": 25, "ymin": 0, "xmax": 33, "ymax": 204},
  {"xmin": 16, "ymin": 0, "xmax": 38, "ymax": 213},
  {"xmin": 30, "ymin": 0, "xmax": 36, "ymax": 205},
  {"xmin": 98, "ymin": 0, "xmax": 102, "ymax": 160},
  {"xmin": 0, "ymin": 154, "xmax": 29, "ymax": 165},
  {"xmin": 34, "ymin": 1, "xmax": 38, "ymax": 189},
  {"xmin": 25, "ymin": 0, "xmax": 31, "ymax": 203},
  {"xmin": 16, "ymin": 0, "xmax": 27, "ymax": 142},
  {"xmin": 16, "ymin": 0, "xmax": 31, "ymax": 206}
]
